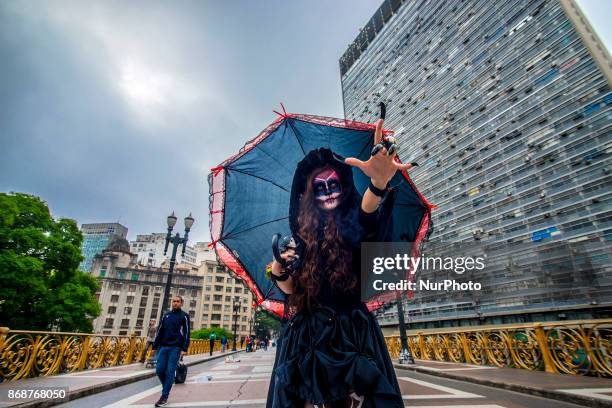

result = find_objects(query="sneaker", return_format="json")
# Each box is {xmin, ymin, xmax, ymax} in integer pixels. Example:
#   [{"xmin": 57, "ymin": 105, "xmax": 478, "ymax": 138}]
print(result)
[{"xmin": 154, "ymin": 397, "xmax": 168, "ymax": 407}]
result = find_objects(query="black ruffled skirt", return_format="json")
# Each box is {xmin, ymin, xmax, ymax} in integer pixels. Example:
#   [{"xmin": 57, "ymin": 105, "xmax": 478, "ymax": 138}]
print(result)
[{"xmin": 266, "ymin": 303, "xmax": 403, "ymax": 407}]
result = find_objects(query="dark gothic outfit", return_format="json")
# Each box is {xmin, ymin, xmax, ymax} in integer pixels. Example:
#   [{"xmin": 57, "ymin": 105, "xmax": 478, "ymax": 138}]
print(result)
[{"xmin": 266, "ymin": 148, "xmax": 404, "ymax": 408}]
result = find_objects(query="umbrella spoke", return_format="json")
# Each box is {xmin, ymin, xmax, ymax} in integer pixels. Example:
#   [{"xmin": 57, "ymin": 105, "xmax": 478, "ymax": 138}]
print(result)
[
  {"xmin": 222, "ymin": 215, "xmax": 289, "ymax": 241},
  {"xmin": 226, "ymin": 167, "xmax": 290, "ymax": 193},
  {"xmin": 286, "ymin": 119, "xmax": 307, "ymax": 156}
]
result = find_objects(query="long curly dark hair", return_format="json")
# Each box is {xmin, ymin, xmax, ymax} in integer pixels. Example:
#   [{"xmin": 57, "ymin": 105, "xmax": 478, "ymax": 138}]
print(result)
[{"xmin": 288, "ymin": 166, "xmax": 358, "ymax": 313}]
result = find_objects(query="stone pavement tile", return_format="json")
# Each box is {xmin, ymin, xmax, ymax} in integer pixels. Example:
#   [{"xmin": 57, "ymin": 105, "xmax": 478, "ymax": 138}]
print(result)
[
  {"xmin": 398, "ymin": 376, "xmax": 484, "ymax": 400},
  {"xmin": 396, "ymin": 359, "xmax": 612, "ymax": 408},
  {"xmin": 0, "ymin": 351, "xmax": 239, "ymax": 407}
]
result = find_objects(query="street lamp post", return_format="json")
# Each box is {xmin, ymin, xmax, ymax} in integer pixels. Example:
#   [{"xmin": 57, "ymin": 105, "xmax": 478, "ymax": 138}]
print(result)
[
  {"xmin": 232, "ymin": 296, "xmax": 241, "ymax": 351},
  {"xmin": 159, "ymin": 211, "xmax": 195, "ymax": 321},
  {"xmin": 396, "ymin": 291, "xmax": 415, "ymax": 364}
]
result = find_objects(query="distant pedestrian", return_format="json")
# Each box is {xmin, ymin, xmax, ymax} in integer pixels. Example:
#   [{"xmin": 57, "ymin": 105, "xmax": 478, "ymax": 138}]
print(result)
[
  {"xmin": 209, "ymin": 332, "xmax": 216, "ymax": 356},
  {"xmin": 240, "ymin": 337, "xmax": 245, "ymax": 350},
  {"xmin": 152, "ymin": 296, "xmax": 190, "ymax": 407},
  {"xmin": 221, "ymin": 335, "xmax": 227, "ymax": 352},
  {"xmin": 246, "ymin": 337, "xmax": 251, "ymax": 352},
  {"xmin": 140, "ymin": 319, "xmax": 157, "ymax": 363}
]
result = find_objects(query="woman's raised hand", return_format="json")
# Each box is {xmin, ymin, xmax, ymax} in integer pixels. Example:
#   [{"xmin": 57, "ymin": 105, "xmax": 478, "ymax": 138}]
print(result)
[{"xmin": 345, "ymin": 116, "xmax": 414, "ymax": 188}]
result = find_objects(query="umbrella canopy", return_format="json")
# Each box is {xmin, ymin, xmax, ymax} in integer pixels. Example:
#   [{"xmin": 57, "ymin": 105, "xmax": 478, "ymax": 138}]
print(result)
[{"xmin": 208, "ymin": 110, "xmax": 434, "ymax": 317}]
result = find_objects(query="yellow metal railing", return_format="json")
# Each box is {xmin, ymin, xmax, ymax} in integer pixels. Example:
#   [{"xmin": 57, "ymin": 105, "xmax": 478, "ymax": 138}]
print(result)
[
  {"xmin": 0, "ymin": 327, "xmax": 227, "ymax": 381},
  {"xmin": 384, "ymin": 319, "xmax": 612, "ymax": 377}
]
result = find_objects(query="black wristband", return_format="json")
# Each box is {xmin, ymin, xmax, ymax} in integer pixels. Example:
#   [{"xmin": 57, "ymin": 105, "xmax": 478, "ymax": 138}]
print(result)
[
  {"xmin": 271, "ymin": 271, "xmax": 290, "ymax": 282},
  {"xmin": 368, "ymin": 181, "xmax": 387, "ymax": 197}
]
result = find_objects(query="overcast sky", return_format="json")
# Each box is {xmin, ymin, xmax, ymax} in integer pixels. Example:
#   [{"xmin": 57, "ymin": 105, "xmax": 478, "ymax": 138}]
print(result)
[{"xmin": 1, "ymin": 0, "xmax": 609, "ymax": 243}]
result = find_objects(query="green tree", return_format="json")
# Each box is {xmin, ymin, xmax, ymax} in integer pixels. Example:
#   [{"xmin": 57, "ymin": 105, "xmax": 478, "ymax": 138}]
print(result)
[
  {"xmin": 0, "ymin": 193, "xmax": 101, "ymax": 332},
  {"xmin": 191, "ymin": 327, "xmax": 234, "ymax": 340}
]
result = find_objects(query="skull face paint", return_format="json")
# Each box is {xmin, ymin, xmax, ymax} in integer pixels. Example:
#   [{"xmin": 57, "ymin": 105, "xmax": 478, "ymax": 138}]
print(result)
[{"xmin": 312, "ymin": 168, "xmax": 342, "ymax": 211}]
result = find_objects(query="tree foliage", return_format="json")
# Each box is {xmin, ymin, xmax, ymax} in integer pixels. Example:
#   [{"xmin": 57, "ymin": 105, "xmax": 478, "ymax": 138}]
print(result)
[
  {"xmin": 0, "ymin": 193, "xmax": 101, "ymax": 332},
  {"xmin": 254, "ymin": 309, "xmax": 281, "ymax": 339},
  {"xmin": 191, "ymin": 327, "xmax": 234, "ymax": 340}
]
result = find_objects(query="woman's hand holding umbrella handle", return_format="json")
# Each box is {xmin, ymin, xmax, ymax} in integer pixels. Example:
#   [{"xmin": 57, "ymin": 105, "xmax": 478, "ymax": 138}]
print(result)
[{"xmin": 271, "ymin": 250, "xmax": 295, "ymax": 294}]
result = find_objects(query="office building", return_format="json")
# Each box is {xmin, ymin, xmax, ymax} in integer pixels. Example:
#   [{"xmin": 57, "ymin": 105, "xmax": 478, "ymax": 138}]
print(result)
[
  {"xmin": 80, "ymin": 222, "xmax": 128, "ymax": 272},
  {"xmin": 340, "ymin": 0, "xmax": 611, "ymax": 329}
]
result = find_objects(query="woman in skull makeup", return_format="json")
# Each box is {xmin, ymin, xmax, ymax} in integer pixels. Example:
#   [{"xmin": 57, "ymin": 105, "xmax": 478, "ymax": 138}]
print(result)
[{"xmin": 265, "ymin": 115, "xmax": 415, "ymax": 408}]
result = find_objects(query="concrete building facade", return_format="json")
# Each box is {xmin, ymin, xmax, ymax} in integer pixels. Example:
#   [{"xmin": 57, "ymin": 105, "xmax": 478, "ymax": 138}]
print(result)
[
  {"xmin": 129, "ymin": 233, "xmax": 198, "ymax": 267},
  {"xmin": 340, "ymin": 0, "xmax": 611, "ymax": 330},
  {"xmin": 91, "ymin": 236, "xmax": 202, "ymax": 336}
]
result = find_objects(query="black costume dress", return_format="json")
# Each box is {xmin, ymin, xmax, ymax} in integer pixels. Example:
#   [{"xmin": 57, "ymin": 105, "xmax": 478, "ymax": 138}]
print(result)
[{"xmin": 266, "ymin": 148, "xmax": 404, "ymax": 408}]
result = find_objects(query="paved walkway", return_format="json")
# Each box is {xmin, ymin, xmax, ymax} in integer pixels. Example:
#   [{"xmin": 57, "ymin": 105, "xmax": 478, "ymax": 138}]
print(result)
[
  {"xmin": 395, "ymin": 359, "xmax": 612, "ymax": 407},
  {"xmin": 1, "ymin": 349, "xmax": 611, "ymax": 407},
  {"xmin": 0, "ymin": 350, "xmax": 240, "ymax": 408}
]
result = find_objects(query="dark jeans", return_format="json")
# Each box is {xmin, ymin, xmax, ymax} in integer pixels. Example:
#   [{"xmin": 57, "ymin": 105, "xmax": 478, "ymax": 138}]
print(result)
[{"xmin": 156, "ymin": 346, "xmax": 181, "ymax": 398}]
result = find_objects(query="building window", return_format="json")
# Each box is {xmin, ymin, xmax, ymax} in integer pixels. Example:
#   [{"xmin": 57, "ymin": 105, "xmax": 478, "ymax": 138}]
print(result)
[
  {"xmin": 204, "ymin": 294, "xmax": 211, "ymax": 301},
  {"xmin": 179, "ymin": 288, "xmax": 185, "ymax": 296},
  {"xmin": 107, "ymin": 306, "xmax": 116, "ymax": 314},
  {"xmin": 99, "ymin": 270, "xmax": 106, "ymax": 277},
  {"xmin": 129, "ymin": 284, "xmax": 136, "ymax": 292},
  {"xmin": 191, "ymin": 289, "xmax": 197, "ymax": 297},
  {"xmin": 140, "ymin": 297, "xmax": 148, "ymax": 307},
  {"xmin": 136, "ymin": 319, "xmax": 143, "ymax": 328},
  {"xmin": 124, "ymin": 307, "xmax": 132, "ymax": 315},
  {"xmin": 120, "ymin": 319, "xmax": 130, "ymax": 328},
  {"xmin": 203, "ymin": 304, "xmax": 209, "ymax": 311},
  {"xmin": 142, "ymin": 286, "xmax": 150, "ymax": 296},
  {"xmin": 131, "ymin": 273, "xmax": 139, "ymax": 281},
  {"xmin": 190, "ymin": 300, "xmax": 197, "ymax": 308},
  {"xmin": 215, "ymin": 285, "xmax": 223, "ymax": 292},
  {"xmin": 104, "ymin": 318, "xmax": 114, "ymax": 328},
  {"xmin": 112, "ymin": 283, "xmax": 122, "ymax": 290},
  {"xmin": 126, "ymin": 296, "xmax": 134, "ymax": 304},
  {"xmin": 225, "ymin": 296, "xmax": 231, "ymax": 302},
  {"xmin": 215, "ymin": 276, "xmax": 224, "ymax": 283},
  {"xmin": 206, "ymin": 275, "xmax": 212, "ymax": 282},
  {"xmin": 138, "ymin": 308, "xmax": 146, "ymax": 318},
  {"xmin": 111, "ymin": 295, "xmax": 119, "ymax": 303},
  {"xmin": 205, "ymin": 285, "xmax": 211, "ymax": 291}
]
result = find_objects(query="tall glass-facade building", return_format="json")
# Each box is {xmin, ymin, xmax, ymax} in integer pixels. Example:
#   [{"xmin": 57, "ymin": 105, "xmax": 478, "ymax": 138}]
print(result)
[
  {"xmin": 340, "ymin": 0, "xmax": 611, "ymax": 329},
  {"xmin": 80, "ymin": 222, "xmax": 128, "ymax": 272}
]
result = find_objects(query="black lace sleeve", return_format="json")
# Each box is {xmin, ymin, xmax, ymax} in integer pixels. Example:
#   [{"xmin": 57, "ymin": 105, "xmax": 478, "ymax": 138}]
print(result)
[
  {"xmin": 359, "ymin": 207, "xmax": 381, "ymax": 241},
  {"xmin": 358, "ymin": 187, "xmax": 397, "ymax": 242}
]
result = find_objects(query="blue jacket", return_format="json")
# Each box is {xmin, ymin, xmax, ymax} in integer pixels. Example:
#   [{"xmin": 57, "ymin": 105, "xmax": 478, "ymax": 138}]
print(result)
[{"xmin": 153, "ymin": 308, "xmax": 190, "ymax": 352}]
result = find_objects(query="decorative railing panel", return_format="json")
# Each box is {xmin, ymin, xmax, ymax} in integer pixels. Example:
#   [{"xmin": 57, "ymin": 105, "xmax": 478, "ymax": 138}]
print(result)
[{"xmin": 384, "ymin": 319, "xmax": 612, "ymax": 377}]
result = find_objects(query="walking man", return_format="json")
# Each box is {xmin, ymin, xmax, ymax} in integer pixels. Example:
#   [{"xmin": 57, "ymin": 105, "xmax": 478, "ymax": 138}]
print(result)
[
  {"xmin": 140, "ymin": 319, "xmax": 157, "ymax": 363},
  {"xmin": 152, "ymin": 295, "xmax": 190, "ymax": 407},
  {"xmin": 221, "ymin": 335, "xmax": 227, "ymax": 352}
]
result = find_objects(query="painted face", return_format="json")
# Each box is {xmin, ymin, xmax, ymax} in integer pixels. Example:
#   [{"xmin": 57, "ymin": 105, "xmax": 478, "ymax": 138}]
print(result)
[{"xmin": 312, "ymin": 168, "xmax": 342, "ymax": 210}]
